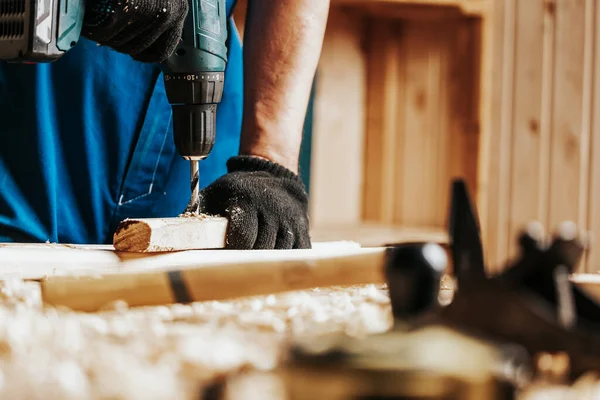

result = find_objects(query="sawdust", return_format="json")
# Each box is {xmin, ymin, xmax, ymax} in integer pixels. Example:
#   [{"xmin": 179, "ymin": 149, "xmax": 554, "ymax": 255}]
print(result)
[
  {"xmin": 0, "ymin": 280, "xmax": 392, "ymax": 399},
  {"xmin": 178, "ymin": 212, "xmax": 213, "ymax": 219}
]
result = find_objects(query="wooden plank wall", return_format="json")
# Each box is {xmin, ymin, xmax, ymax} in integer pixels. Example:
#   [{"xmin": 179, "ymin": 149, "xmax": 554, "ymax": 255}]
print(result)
[
  {"xmin": 362, "ymin": 12, "xmax": 482, "ymax": 229},
  {"xmin": 484, "ymin": 0, "xmax": 600, "ymax": 273}
]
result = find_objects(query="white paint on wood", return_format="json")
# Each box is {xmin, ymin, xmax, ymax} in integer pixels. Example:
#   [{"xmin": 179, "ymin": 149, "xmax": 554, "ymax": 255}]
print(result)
[{"xmin": 113, "ymin": 216, "xmax": 229, "ymax": 252}]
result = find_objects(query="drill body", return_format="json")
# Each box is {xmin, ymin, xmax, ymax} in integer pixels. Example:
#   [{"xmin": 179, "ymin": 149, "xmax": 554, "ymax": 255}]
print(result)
[
  {"xmin": 0, "ymin": 0, "xmax": 85, "ymax": 62},
  {"xmin": 160, "ymin": 0, "xmax": 228, "ymax": 163}
]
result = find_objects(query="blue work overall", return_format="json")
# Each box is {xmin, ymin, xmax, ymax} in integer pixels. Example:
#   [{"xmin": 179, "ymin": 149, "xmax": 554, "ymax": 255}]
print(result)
[{"xmin": 0, "ymin": 0, "xmax": 243, "ymax": 244}]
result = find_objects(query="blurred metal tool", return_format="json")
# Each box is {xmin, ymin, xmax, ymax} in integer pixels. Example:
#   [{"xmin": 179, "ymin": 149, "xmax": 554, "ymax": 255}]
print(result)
[
  {"xmin": 277, "ymin": 179, "xmax": 600, "ymax": 399},
  {"xmin": 440, "ymin": 179, "xmax": 600, "ymax": 381},
  {"xmin": 278, "ymin": 240, "xmax": 532, "ymax": 400}
]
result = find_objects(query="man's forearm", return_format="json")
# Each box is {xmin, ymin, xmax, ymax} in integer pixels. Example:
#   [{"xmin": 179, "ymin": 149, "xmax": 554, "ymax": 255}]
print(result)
[{"xmin": 239, "ymin": 0, "xmax": 330, "ymax": 173}]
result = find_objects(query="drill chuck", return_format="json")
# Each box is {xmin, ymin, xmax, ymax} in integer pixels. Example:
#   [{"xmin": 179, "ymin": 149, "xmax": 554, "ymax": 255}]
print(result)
[
  {"xmin": 164, "ymin": 71, "xmax": 224, "ymax": 160},
  {"xmin": 171, "ymin": 104, "xmax": 216, "ymax": 160}
]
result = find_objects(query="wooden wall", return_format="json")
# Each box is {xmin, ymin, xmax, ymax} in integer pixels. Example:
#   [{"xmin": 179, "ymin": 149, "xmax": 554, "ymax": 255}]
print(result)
[
  {"xmin": 484, "ymin": 0, "xmax": 600, "ymax": 273},
  {"xmin": 362, "ymin": 14, "xmax": 482, "ymax": 228},
  {"xmin": 312, "ymin": 0, "xmax": 600, "ymax": 274},
  {"xmin": 309, "ymin": 3, "xmax": 486, "ymax": 234}
]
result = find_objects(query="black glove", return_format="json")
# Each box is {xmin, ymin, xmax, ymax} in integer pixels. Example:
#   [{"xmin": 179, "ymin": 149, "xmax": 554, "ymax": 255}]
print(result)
[
  {"xmin": 199, "ymin": 156, "xmax": 311, "ymax": 250},
  {"xmin": 82, "ymin": 0, "xmax": 188, "ymax": 62}
]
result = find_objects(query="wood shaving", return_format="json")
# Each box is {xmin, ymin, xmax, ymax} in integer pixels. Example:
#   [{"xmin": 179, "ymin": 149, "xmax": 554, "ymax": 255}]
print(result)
[
  {"xmin": 0, "ymin": 280, "xmax": 392, "ymax": 399},
  {"xmin": 0, "ymin": 279, "xmax": 596, "ymax": 399}
]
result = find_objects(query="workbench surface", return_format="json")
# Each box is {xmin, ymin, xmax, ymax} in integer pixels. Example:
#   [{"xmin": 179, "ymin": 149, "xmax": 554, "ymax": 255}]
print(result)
[{"xmin": 0, "ymin": 240, "xmax": 598, "ymax": 399}]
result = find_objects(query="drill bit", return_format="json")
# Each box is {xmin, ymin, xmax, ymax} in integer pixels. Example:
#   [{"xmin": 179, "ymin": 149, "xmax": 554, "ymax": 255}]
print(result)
[{"xmin": 184, "ymin": 160, "xmax": 201, "ymax": 214}]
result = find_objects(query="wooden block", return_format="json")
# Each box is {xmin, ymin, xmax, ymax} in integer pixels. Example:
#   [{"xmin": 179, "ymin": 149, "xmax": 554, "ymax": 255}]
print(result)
[{"xmin": 113, "ymin": 215, "xmax": 229, "ymax": 252}]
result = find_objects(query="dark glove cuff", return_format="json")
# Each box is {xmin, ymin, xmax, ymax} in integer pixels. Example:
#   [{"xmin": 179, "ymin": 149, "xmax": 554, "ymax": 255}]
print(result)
[{"xmin": 227, "ymin": 156, "xmax": 301, "ymax": 181}]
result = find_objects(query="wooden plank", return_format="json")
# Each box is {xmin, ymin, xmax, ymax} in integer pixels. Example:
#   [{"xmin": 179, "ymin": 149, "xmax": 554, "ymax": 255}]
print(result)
[
  {"xmin": 396, "ymin": 21, "xmax": 440, "ymax": 226},
  {"xmin": 112, "ymin": 216, "xmax": 229, "ymax": 252},
  {"xmin": 309, "ymin": 8, "xmax": 367, "ymax": 227},
  {"xmin": 362, "ymin": 19, "xmax": 399, "ymax": 223},
  {"xmin": 506, "ymin": 0, "xmax": 546, "ymax": 261},
  {"xmin": 446, "ymin": 18, "xmax": 481, "ymax": 222},
  {"xmin": 480, "ymin": 0, "xmax": 516, "ymax": 273},
  {"xmin": 578, "ymin": 0, "xmax": 595, "ymax": 272},
  {"xmin": 0, "ymin": 246, "xmax": 123, "ymax": 279},
  {"xmin": 536, "ymin": 0, "xmax": 557, "ymax": 251},
  {"xmin": 473, "ymin": 0, "xmax": 492, "ymax": 262},
  {"xmin": 547, "ymin": 0, "xmax": 587, "ymax": 237},
  {"xmin": 0, "ymin": 241, "xmax": 363, "ymax": 280},
  {"xmin": 586, "ymin": 0, "xmax": 600, "ymax": 273},
  {"xmin": 492, "ymin": 0, "xmax": 516, "ymax": 271},
  {"xmin": 41, "ymin": 248, "xmax": 389, "ymax": 312}
]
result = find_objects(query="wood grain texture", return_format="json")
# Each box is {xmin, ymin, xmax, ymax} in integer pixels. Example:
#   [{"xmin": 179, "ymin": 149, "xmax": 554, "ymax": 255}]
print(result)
[
  {"xmin": 363, "ymin": 19, "xmax": 400, "ymax": 223},
  {"xmin": 41, "ymin": 248, "xmax": 388, "ymax": 312},
  {"xmin": 113, "ymin": 216, "xmax": 228, "ymax": 252},
  {"xmin": 0, "ymin": 241, "xmax": 363, "ymax": 280},
  {"xmin": 362, "ymin": 16, "xmax": 481, "ymax": 229},
  {"xmin": 309, "ymin": 7, "xmax": 367, "ymax": 227},
  {"xmin": 586, "ymin": 0, "xmax": 600, "ymax": 273},
  {"xmin": 480, "ymin": 0, "xmax": 506, "ymax": 272},
  {"xmin": 548, "ymin": 0, "xmax": 587, "ymax": 233},
  {"xmin": 505, "ymin": 0, "xmax": 545, "ymax": 263},
  {"xmin": 485, "ymin": 0, "xmax": 600, "ymax": 273}
]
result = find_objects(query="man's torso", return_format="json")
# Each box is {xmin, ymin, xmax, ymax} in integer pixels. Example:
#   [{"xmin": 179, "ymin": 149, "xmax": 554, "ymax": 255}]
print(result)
[{"xmin": 0, "ymin": 0, "xmax": 243, "ymax": 244}]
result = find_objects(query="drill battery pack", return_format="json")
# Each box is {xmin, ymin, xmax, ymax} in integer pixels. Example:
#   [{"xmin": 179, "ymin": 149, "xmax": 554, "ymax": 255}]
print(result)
[{"xmin": 0, "ymin": 0, "xmax": 84, "ymax": 62}]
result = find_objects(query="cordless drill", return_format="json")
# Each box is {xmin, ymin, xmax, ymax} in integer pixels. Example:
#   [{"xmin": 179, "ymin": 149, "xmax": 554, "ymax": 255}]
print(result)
[
  {"xmin": 161, "ymin": 0, "xmax": 227, "ymax": 212},
  {"xmin": 0, "ymin": 0, "xmax": 228, "ymax": 210}
]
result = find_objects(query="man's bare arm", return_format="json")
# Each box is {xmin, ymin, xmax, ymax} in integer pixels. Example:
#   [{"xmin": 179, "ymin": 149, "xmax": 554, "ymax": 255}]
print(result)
[{"xmin": 239, "ymin": 0, "xmax": 330, "ymax": 173}]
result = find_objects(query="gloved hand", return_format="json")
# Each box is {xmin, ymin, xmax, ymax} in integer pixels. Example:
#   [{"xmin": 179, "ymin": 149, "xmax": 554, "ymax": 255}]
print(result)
[
  {"xmin": 199, "ymin": 156, "xmax": 311, "ymax": 250},
  {"xmin": 81, "ymin": 0, "xmax": 188, "ymax": 62}
]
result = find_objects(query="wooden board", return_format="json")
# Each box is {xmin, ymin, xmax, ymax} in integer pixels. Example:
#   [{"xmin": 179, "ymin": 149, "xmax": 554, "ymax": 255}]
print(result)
[
  {"xmin": 112, "ymin": 216, "xmax": 228, "ymax": 252},
  {"xmin": 40, "ymin": 247, "xmax": 389, "ymax": 312},
  {"xmin": 0, "ymin": 241, "xmax": 362, "ymax": 280},
  {"xmin": 0, "ymin": 239, "xmax": 450, "ymax": 312}
]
